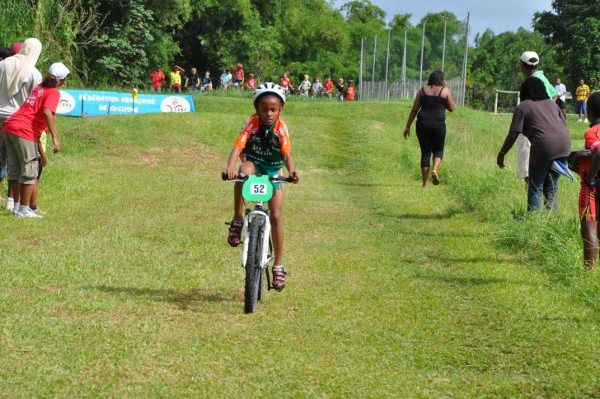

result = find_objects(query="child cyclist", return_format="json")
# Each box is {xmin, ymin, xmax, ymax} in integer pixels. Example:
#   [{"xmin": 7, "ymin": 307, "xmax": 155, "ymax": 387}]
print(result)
[
  {"xmin": 225, "ymin": 83, "xmax": 299, "ymax": 290},
  {"xmin": 574, "ymin": 92, "xmax": 600, "ymax": 268}
]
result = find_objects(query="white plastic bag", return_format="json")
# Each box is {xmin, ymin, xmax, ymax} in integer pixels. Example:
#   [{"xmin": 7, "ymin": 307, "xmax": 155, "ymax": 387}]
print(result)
[{"xmin": 516, "ymin": 134, "xmax": 531, "ymax": 179}]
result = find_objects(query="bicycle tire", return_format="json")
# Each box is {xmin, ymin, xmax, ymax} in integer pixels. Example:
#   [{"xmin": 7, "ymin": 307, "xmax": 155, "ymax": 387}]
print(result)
[{"xmin": 244, "ymin": 216, "xmax": 264, "ymax": 313}]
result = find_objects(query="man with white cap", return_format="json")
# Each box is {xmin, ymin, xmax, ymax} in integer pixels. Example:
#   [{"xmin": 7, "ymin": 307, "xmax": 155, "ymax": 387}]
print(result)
[
  {"xmin": 2, "ymin": 62, "xmax": 68, "ymax": 218},
  {"xmin": 520, "ymin": 51, "xmax": 557, "ymax": 99}
]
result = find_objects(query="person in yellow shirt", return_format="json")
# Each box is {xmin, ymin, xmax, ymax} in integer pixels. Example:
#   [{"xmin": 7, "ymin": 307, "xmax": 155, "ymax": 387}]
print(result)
[
  {"xmin": 576, "ymin": 79, "xmax": 591, "ymax": 123},
  {"xmin": 169, "ymin": 66, "xmax": 185, "ymax": 94}
]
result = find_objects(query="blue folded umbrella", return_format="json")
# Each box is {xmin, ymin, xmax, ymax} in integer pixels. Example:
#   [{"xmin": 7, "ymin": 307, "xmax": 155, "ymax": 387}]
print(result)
[{"xmin": 551, "ymin": 159, "xmax": 575, "ymax": 180}]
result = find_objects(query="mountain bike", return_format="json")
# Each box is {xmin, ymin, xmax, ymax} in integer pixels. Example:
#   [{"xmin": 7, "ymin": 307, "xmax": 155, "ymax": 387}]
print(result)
[{"xmin": 222, "ymin": 172, "xmax": 294, "ymax": 313}]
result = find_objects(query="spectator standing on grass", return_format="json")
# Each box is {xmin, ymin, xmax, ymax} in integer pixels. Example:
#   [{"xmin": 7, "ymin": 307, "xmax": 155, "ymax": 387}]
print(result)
[
  {"xmin": 185, "ymin": 67, "xmax": 200, "ymax": 95},
  {"xmin": 555, "ymin": 78, "xmax": 567, "ymax": 117},
  {"xmin": 403, "ymin": 71, "xmax": 456, "ymax": 187},
  {"xmin": 0, "ymin": 38, "xmax": 42, "ymax": 212},
  {"xmin": 201, "ymin": 70, "xmax": 213, "ymax": 92},
  {"xmin": 169, "ymin": 66, "xmax": 184, "ymax": 94},
  {"xmin": 150, "ymin": 65, "xmax": 165, "ymax": 93},
  {"xmin": 576, "ymin": 79, "xmax": 591, "ymax": 123},
  {"xmin": 497, "ymin": 77, "xmax": 571, "ymax": 212},
  {"xmin": 323, "ymin": 76, "xmax": 334, "ymax": 99},
  {"xmin": 312, "ymin": 77, "xmax": 323, "ymax": 96},
  {"xmin": 2, "ymin": 62, "xmax": 67, "ymax": 218},
  {"xmin": 297, "ymin": 74, "xmax": 311, "ymax": 98},
  {"xmin": 233, "ymin": 63, "xmax": 245, "ymax": 92},
  {"xmin": 571, "ymin": 92, "xmax": 600, "ymax": 269},
  {"xmin": 346, "ymin": 80, "xmax": 356, "ymax": 101},
  {"xmin": 514, "ymin": 51, "xmax": 558, "ymax": 183},
  {"xmin": 220, "ymin": 69, "xmax": 232, "ymax": 92}
]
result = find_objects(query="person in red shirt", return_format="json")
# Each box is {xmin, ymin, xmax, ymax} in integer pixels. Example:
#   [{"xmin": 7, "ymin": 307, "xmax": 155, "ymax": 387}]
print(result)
[
  {"xmin": 279, "ymin": 73, "xmax": 291, "ymax": 94},
  {"xmin": 2, "ymin": 62, "xmax": 67, "ymax": 218},
  {"xmin": 346, "ymin": 79, "xmax": 356, "ymax": 101},
  {"xmin": 323, "ymin": 76, "xmax": 334, "ymax": 99},
  {"xmin": 246, "ymin": 73, "xmax": 256, "ymax": 91},
  {"xmin": 233, "ymin": 63, "xmax": 245, "ymax": 92},
  {"xmin": 150, "ymin": 65, "xmax": 165, "ymax": 93},
  {"xmin": 574, "ymin": 92, "xmax": 600, "ymax": 268}
]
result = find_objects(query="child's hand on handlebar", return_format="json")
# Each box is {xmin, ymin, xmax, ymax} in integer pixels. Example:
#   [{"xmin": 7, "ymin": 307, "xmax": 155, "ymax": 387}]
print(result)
[{"xmin": 226, "ymin": 167, "xmax": 238, "ymax": 180}]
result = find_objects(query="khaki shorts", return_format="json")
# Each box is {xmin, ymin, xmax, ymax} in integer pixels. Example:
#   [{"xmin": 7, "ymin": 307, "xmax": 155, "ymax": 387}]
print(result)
[
  {"xmin": 0, "ymin": 117, "xmax": 7, "ymax": 169},
  {"xmin": 3, "ymin": 133, "xmax": 39, "ymax": 184}
]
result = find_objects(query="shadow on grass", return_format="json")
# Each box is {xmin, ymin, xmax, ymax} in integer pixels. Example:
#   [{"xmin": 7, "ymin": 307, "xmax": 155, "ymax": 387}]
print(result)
[
  {"xmin": 377, "ymin": 208, "xmax": 462, "ymax": 221},
  {"xmin": 86, "ymin": 285, "xmax": 237, "ymax": 312},
  {"xmin": 414, "ymin": 273, "xmax": 514, "ymax": 286}
]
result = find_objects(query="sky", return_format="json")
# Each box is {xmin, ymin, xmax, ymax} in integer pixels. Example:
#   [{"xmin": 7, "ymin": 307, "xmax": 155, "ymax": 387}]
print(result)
[{"xmin": 333, "ymin": 0, "xmax": 554, "ymax": 39}]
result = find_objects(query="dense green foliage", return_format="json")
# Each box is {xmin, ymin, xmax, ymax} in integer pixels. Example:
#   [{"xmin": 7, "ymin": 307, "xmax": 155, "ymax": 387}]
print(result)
[
  {"xmin": 534, "ymin": 0, "xmax": 600, "ymax": 89},
  {"xmin": 0, "ymin": 0, "xmax": 597, "ymax": 108}
]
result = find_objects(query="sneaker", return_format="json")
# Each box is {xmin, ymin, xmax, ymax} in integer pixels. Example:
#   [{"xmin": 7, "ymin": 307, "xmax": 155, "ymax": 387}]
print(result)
[
  {"xmin": 578, "ymin": 119, "xmax": 583, "ymax": 123},
  {"xmin": 272, "ymin": 265, "xmax": 287, "ymax": 291},
  {"xmin": 5, "ymin": 198, "xmax": 14, "ymax": 212},
  {"xmin": 15, "ymin": 207, "xmax": 43, "ymax": 219},
  {"xmin": 227, "ymin": 219, "xmax": 244, "ymax": 247},
  {"xmin": 585, "ymin": 118, "xmax": 590, "ymax": 123}
]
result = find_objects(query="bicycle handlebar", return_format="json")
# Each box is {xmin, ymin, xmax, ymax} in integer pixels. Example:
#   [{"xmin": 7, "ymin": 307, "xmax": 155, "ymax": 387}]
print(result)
[{"xmin": 221, "ymin": 172, "xmax": 295, "ymax": 183}]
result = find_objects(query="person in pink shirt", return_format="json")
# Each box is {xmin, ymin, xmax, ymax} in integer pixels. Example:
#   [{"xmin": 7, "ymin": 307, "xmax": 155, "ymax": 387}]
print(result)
[
  {"xmin": 2, "ymin": 62, "xmax": 67, "ymax": 218},
  {"xmin": 280, "ymin": 73, "xmax": 291, "ymax": 94}
]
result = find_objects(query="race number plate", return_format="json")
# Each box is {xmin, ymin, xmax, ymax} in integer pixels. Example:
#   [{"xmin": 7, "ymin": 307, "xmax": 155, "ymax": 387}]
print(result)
[{"xmin": 242, "ymin": 175, "xmax": 274, "ymax": 202}]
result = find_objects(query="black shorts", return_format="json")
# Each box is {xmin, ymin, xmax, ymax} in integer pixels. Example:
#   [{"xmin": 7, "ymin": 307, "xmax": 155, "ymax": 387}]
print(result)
[{"xmin": 557, "ymin": 98, "xmax": 565, "ymax": 109}]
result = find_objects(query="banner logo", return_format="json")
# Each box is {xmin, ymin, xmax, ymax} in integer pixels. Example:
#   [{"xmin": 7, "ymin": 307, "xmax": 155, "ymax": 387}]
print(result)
[
  {"xmin": 57, "ymin": 91, "xmax": 76, "ymax": 114},
  {"xmin": 160, "ymin": 96, "xmax": 192, "ymax": 113}
]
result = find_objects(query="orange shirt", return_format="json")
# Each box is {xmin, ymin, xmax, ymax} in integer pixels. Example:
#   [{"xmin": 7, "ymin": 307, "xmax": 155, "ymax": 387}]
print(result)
[{"xmin": 234, "ymin": 114, "xmax": 291, "ymax": 168}]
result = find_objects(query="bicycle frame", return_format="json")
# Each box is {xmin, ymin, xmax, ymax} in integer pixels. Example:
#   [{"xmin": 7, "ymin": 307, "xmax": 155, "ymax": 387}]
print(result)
[{"xmin": 241, "ymin": 203, "xmax": 273, "ymax": 270}]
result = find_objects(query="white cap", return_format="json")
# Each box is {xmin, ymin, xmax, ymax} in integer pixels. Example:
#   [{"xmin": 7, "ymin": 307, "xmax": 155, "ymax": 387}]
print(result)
[
  {"xmin": 520, "ymin": 51, "xmax": 539, "ymax": 66},
  {"xmin": 49, "ymin": 62, "xmax": 70, "ymax": 80}
]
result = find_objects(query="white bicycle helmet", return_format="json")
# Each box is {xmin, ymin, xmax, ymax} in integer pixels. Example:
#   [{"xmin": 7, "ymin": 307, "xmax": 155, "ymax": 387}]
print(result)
[{"xmin": 253, "ymin": 82, "xmax": 286, "ymax": 105}]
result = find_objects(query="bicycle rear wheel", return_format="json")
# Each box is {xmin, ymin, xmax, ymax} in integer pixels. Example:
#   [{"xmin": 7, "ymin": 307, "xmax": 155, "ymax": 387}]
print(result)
[{"xmin": 244, "ymin": 216, "xmax": 264, "ymax": 313}]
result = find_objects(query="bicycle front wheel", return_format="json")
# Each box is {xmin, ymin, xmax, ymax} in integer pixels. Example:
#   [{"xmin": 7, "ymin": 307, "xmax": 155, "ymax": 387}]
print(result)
[{"xmin": 244, "ymin": 216, "xmax": 264, "ymax": 313}]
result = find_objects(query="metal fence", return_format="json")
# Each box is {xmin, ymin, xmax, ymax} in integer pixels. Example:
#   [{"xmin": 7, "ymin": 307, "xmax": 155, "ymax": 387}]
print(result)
[{"xmin": 360, "ymin": 77, "xmax": 465, "ymax": 104}]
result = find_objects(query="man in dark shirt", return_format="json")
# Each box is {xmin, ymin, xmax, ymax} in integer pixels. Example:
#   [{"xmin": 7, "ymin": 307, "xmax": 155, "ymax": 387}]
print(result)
[{"xmin": 185, "ymin": 67, "xmax": 200, "ymax": 95}]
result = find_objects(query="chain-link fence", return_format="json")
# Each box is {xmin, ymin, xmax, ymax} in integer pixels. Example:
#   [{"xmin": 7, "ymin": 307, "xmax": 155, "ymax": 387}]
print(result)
[
  {"xmin": 356, "ymin": 13, "xmax": 470, "ymax": 104},
  {"xmin": 361, "ymin": 77, "xmax": 464, "ymax": 104}
]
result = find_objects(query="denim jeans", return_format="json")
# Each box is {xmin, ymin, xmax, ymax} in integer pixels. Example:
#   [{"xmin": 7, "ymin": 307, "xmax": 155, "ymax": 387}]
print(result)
[
  {"xmin": 527, "ymin": 158, "xmax": 565, "ymax": 211},
  {"xmin": 576, "ymin": 101, "xmax": 588, "ymax": 118}
]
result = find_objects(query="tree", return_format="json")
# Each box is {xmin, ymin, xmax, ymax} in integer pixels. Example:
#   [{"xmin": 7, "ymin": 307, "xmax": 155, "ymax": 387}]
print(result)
[
  {"xmin": 467, "ymin": 28, "xmax": 562, "ymax": 109},
  {"xmin": 534, "ymin": 0, "xmax": 600, "ymax": 87}
]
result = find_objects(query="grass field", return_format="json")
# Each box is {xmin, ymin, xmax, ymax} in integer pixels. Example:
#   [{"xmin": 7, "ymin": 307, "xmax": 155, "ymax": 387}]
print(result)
[{"xmin": 0, "ymin": 96, "xmax": 599, "ymax": 398}]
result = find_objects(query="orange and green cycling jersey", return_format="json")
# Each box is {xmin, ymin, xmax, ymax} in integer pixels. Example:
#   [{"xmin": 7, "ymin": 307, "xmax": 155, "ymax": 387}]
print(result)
[
  {"xmin": 576, "ymin": 84, "xmax": 590, "ymax": 102},
  {"xmin": 233, "ymin": 114, "xmax": 291, "ymax": 169}
]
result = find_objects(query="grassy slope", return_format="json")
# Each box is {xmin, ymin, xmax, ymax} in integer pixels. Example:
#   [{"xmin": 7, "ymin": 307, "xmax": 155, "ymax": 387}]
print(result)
[{"xmin": 0, "ymin": 96, "xmax": 599, "ymax": 398}]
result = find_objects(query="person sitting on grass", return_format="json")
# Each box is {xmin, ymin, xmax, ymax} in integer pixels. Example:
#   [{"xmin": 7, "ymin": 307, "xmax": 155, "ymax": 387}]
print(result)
[
  {"xmin": 225, "ymin": 82, "xmax": 299, "ymax": 291},
  {"xmin": 311, "ymin": 77, "xmax": 323, "ymax": 97},
  {"xmin": 2, "ymin": 62, "xmax": 66, "ymax": 218},
  {"xmin": 573, "ymin": 92, "xmax": 600, "ymax": 269}
]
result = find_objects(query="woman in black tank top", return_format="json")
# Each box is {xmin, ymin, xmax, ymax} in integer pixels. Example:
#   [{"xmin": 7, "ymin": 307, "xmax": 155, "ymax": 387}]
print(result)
[{"xmin": 403, "ymin": 71, "xmax": 456, "ymax": 186}]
